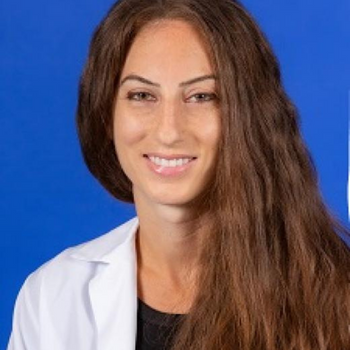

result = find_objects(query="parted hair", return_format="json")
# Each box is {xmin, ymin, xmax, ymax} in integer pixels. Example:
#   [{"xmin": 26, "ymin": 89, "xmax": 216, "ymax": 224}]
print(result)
[{"xmin": 76, "ymin": 0, "xmax": 350, "ymax": 349}]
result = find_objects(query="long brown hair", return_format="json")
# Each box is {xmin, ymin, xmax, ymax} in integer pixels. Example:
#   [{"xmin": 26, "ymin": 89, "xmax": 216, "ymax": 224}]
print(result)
[{"xmin": 76, "ymin": 0, "xmax": 350, "ymax": 348}]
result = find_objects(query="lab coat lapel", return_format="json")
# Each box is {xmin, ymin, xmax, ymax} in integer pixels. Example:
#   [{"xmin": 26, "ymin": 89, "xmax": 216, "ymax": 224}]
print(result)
[
  {"xmin": 82, "ymin": 218, "xmax": 139, "ymax": 350},
  {"xmin": 89, "ymin": 253, "xmax": 137, "ymax": 350}
]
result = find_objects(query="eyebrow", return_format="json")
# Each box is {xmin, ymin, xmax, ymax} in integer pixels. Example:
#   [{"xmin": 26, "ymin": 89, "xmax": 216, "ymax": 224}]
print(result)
[{"xmin": 119, "ymin": 74, "xmax": 217, "ymax": 88}]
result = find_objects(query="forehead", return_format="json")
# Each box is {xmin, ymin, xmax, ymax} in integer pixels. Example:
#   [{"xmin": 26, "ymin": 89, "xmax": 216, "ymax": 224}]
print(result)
[{"xmin": 121, "ymin": 19, "xmax": 214, "ymax": 78}]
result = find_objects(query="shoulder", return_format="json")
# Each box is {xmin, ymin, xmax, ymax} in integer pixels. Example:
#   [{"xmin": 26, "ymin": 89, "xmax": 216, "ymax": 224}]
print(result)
[{"xmin": 8, "ymin": 217, "xmax": 139, "ymax": 349}]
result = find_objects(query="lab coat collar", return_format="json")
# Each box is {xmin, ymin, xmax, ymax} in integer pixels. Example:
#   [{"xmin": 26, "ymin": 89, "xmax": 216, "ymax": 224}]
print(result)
[
  {"xmin": 69, "ymin": 216, "xmax": 140, "ymax": 350},
  {"xmin": 69, "ymin": 216, "xmax": 140, "ymax": 264}
]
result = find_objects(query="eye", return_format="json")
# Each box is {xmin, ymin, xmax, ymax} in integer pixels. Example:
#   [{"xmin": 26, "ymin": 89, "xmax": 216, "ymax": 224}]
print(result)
[
  {"xmin": 126, "ymin": 91, "xmax": 156, "ymax": 102},
  {"xmin": 187, "ymin": 93, "xmax": 218, "ymax": 103}
]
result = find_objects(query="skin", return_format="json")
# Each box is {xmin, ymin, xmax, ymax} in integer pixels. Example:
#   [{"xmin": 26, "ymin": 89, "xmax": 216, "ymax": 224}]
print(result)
[{"xmin": 113, "ymin": 20, "xmax": 221, "ymax": 313}]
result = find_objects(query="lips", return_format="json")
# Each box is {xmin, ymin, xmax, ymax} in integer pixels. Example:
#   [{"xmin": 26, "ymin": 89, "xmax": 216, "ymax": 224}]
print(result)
[{"xmin": 144, "ymin": 154, "xmax": 197, "ymax": 177}]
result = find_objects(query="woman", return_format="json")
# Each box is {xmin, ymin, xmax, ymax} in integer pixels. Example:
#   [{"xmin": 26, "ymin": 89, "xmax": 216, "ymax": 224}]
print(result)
[{"xmin": 8, "ymin": 0, "xmax": 350, "ymax": 349}]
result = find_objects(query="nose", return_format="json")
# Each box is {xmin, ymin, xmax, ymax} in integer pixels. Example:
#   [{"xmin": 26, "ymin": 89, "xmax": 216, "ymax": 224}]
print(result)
[{"xmin": 154, "ymin": 99, "xmax": 184, "ymax": 146}]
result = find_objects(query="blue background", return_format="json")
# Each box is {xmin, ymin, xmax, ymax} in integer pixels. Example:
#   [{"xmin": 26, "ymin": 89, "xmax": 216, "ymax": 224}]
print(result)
[{"xmin": 1, "ymin": 0, "xmax": 349, "ymax": 347}]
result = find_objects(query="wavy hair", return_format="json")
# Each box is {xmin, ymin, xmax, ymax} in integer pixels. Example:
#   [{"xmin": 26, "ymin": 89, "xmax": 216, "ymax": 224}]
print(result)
[{"xmin": 76, "ymin": 0, "xmax": 350, "ymax": 348}]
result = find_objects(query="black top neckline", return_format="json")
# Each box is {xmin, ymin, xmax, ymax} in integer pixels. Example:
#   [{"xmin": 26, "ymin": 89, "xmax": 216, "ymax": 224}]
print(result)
[{"xmin": 137, "ymin": 297, "xmax": 186, "ymax": 326}]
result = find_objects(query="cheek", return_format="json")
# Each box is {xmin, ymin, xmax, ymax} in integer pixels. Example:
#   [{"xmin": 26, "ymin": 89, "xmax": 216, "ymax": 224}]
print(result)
[
  {"xmin": 113, "ymin": 112, "xmax": 146, "ymax": 146},
  {"xmin": 113, "ymin": 115, "xmax": 144, "ymax": 180}
]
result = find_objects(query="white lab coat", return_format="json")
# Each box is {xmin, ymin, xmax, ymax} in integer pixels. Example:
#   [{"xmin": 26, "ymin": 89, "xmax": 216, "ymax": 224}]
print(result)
[{"xmin": 8, "ymin": 216, "xmax": 140, "ymax": 350}]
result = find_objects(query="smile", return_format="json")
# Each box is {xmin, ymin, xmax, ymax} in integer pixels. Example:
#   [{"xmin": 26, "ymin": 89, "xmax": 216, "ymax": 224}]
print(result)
[
  {"xmin": 144, "ymin": 155, "xmax": 197, "ymax": 177},
  {"xmin": 148, "ymin": 156, "xmax": 193, "ymax": 167}
]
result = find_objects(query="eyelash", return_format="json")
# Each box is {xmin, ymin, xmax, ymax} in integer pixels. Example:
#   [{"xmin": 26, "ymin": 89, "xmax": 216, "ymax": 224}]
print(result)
[{"xmin": 126, "ymin": 92, "xmax": 218, "ymax": 103}]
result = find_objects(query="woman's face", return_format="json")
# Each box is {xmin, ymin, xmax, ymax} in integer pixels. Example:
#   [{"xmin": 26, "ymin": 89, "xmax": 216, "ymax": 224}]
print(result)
[{"xmin": 113, "ymin": 20, "xmax": 220, "ymax": 208}]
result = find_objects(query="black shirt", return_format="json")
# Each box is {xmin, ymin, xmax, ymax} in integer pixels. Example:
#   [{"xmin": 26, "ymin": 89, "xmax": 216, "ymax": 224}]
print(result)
[{"xmin": 136, "ymin": 298, "xmax": 186, "ymax": 350}]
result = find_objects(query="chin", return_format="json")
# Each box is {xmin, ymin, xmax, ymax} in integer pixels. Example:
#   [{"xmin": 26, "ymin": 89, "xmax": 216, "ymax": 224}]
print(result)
[
  {"xmin": 142, "ymin": 189, "xmax": 195, "ymax": 206},
  {"xmin": 153, "ymin": 195, "xmax": 195, "ymax": 206}
]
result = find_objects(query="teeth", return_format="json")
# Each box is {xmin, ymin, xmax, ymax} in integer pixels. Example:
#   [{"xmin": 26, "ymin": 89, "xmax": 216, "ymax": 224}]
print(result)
[{"xmin": 149, "ymin": 156, "xmax": 193, "ymax": 167}]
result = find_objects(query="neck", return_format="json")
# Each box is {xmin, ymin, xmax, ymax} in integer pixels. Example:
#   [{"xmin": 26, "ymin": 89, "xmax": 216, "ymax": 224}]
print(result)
[{"xmin": 135, "ymin": 205, "xmax": 205, "ymax": 286}]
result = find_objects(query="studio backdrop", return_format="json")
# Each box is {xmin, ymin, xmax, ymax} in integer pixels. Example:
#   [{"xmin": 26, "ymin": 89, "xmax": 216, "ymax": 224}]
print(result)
[{"xmin": 1, "ymin": 0, "xmax": 349, "ymax": 348}]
